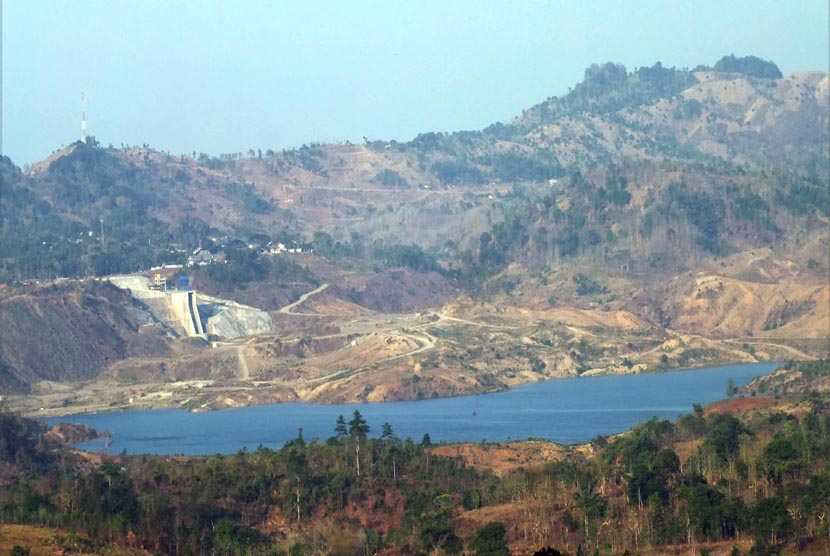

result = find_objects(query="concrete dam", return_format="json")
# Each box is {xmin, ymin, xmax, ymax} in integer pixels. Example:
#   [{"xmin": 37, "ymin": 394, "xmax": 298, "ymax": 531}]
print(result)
[
  {"xmin": 169, "ymin": 290, "xmax": 206, "ymax": 337},
  {"xmin": 108, "ymin": 275, "xmax": 272, "ymax": 340}
]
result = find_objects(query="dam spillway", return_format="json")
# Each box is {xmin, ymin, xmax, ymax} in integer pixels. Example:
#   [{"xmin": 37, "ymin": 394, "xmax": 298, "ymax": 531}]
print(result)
[
  {"xmin": 170, "ymin": 290, "xmax": 205, "ymax": 337},
  {"xmin": 107, "ymin": 275, "xmax": 272, "ymax": 340}
]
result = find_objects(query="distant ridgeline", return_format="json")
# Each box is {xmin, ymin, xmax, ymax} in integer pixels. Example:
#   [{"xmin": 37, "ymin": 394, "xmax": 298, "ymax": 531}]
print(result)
[{"xmin": 1, "ymin": 54, "xmax": 827, "ymax": 284}]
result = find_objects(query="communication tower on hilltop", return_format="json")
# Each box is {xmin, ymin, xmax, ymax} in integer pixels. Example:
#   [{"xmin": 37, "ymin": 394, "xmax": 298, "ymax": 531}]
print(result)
[{"xmin": 81, "ymin": 93, "xmax": 88, "ymax": 143}]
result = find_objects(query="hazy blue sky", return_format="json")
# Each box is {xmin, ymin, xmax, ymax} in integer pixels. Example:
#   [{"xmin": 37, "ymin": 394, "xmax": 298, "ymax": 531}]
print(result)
[{"xmin": 3, "ymin": 0, "xmax": 828, "ymax": 165}]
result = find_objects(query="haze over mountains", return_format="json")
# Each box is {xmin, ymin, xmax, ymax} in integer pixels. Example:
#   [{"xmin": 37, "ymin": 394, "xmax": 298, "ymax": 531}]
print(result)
[{"xmin": 1, "ymin": 55, "xmax": 828, "ymax": 408}]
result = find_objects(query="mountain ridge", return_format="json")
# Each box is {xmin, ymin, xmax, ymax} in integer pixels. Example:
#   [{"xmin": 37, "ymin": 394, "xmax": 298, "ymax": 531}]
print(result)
[{"xmin": 1, "ymin": 55, "xmax": 828, "ymax": 408}]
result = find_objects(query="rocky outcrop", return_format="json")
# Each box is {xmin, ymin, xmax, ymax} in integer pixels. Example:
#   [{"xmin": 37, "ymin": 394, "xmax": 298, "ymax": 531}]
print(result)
[{"xmin": 198, "ymin": 294, "xmax": 273, "ymax": 339}]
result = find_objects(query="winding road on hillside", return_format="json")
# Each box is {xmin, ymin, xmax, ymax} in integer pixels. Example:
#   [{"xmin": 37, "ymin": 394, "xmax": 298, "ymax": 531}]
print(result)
[
  {"xmin": 271, "ymin": 280, "xmax": 440, "ymax": 384},
  {"xmin": 274, "ymin": 282, "xmax": 523, "ymax": 383},
  {"xmin": 278, "ymin": 283, "xmax": 330, "ymax": 315},
  {"xmin": 298, "ymin": 328, "xmax": 437, "ymax": 387},
  {"xmin": 433, "ymin": 314, "xmax": 519, "ymax": 330},
  {"xmin": 727, "ymin": 340, "xmax": 814, "ymax": 360}
]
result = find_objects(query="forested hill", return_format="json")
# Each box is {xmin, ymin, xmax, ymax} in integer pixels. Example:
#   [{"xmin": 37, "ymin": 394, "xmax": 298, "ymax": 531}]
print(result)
[
  {"xmin": 0, "ymin": 144, "xmax": 294, "ymax": 280},
  {"xmin": 1, "ymin": 55, "xmax": 827, "ymax": 283}
]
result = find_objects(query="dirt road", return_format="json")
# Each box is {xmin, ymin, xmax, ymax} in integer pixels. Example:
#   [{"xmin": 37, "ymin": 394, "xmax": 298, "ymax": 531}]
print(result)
[{"xmin": 279, "ymin": 283, "xmax": 330, "ymax": 315}]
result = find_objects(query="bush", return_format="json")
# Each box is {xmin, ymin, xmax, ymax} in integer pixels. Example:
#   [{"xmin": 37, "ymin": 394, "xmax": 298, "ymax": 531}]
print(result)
[
  {"xmin": 376, "ymin": 169, "xmax": 408, "ymax": 187},
  {"xmin": 431, "ymin": 160, "xmax": 486, "ymax": 185},
  {"xmin": 573, "ymin": 273, "xmax": 608, "ymax": 296}
]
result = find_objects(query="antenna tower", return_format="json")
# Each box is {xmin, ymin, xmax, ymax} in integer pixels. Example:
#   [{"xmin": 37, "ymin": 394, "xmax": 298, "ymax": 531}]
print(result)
[{"xmin": 81, "ymin": 93, "xmax": 88, "ymax": 143}]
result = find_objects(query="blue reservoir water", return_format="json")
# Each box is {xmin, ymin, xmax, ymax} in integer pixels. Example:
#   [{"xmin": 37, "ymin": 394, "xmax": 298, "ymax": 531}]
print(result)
[{"xmin": 45, "ymin": 362, "xmax": 778, "ymax": 455}]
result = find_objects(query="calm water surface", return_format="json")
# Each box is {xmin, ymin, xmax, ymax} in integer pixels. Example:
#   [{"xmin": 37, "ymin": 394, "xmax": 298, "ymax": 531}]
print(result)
[{"xmin": 46, "ymin": 362, "xmax": 778, "ymax": 455}]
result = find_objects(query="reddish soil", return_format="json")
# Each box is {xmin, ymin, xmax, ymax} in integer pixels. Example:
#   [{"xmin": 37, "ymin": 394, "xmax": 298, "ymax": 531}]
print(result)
[
  {"xmin": 431, "ymin": 441, "xmax": 572, "ymax": 475},
  {"xmin": 705, "ymin": 395, "xmax": 778, "ymax": 415}
]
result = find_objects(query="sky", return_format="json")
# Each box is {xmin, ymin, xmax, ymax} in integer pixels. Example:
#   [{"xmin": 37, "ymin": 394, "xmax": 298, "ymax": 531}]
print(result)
[{"xmin": 3, "ymin": 0, "xmax": 828, "ymax": 166}]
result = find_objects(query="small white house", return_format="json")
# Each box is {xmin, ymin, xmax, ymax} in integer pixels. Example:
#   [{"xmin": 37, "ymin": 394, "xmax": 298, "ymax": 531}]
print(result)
[{"xmin": 187, "ymin": 248, "xmax": 215, "ymax": 267}]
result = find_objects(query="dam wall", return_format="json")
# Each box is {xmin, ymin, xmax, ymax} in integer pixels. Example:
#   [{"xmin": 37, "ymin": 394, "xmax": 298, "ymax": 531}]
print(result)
[
  {"xmin": 108, "ymin": 275, "xmax": 273, "ymax": 340},
  {"xmin": 170, "ymin": 291, "xmax": 206, "ymax": 337}
]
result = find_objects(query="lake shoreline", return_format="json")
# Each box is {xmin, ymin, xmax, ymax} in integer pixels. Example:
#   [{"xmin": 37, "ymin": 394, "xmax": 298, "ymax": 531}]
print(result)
[
  {"xmin": 20, "ymin": 358, "xmax": 785, "ymax": 421},
  {"xmin": 43, "ymin": 362, "xmax": 781, "ymax": 456}
]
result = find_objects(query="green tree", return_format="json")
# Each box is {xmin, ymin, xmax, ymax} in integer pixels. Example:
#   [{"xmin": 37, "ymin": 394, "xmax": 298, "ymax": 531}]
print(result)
[
  {"xmin": 380, "ymin": 423, "xmax": 400, "ymax": 479},
  {"xmin": 348, "ymin": 410, "xmax": 370, "ymax": 440},
  {"xmin": 573, "ymin": 273, "xmax": 608, "ymax": 296},
  {"xmin": 419, "ymin": 494, "xmax": 463, "ymax": 555},
  {"xmin": 703, "ymin": 414, "xmax": 748, "ymax": 464},
  {"xmin": 628, "ymin": 462, "xmax": 668, "ymax": 506},
  {"xmin": 760, "ymin": 436, "xmax": 801, "ymax": 485},
  {"xmin": 381, "ymin": 422, "xmax": 397, "ymax": 442},
  {"xmin": 750, "ymin": 497, "xmax": 792, "ymax": 547},
  {"xmin": 334, "ymin": 415, "xmax": 348, "ymax": 438},
  {"xmin": 684, "ymin": 484, "xmax": 745, "ymax": 541},
  {"xmin": 347, "ymin": 410, "xmax": 370, "ymax": 477},
  {"xmin": 471, "ymin": 521, "xmax": 510, "ymax": 556}
]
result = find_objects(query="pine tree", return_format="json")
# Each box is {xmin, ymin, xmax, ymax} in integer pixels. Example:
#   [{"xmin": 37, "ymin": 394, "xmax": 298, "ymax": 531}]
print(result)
[
  {"xmin": 347, "ymin": 410, "xmax": 370, "ymax": 477},
  {"xmin": 335, "ymin": 415, "xmax": 348, "ymax": 438},
  {"xmin": 348, "ymin": 410, "xmax": 370, "ymax": 440}
]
